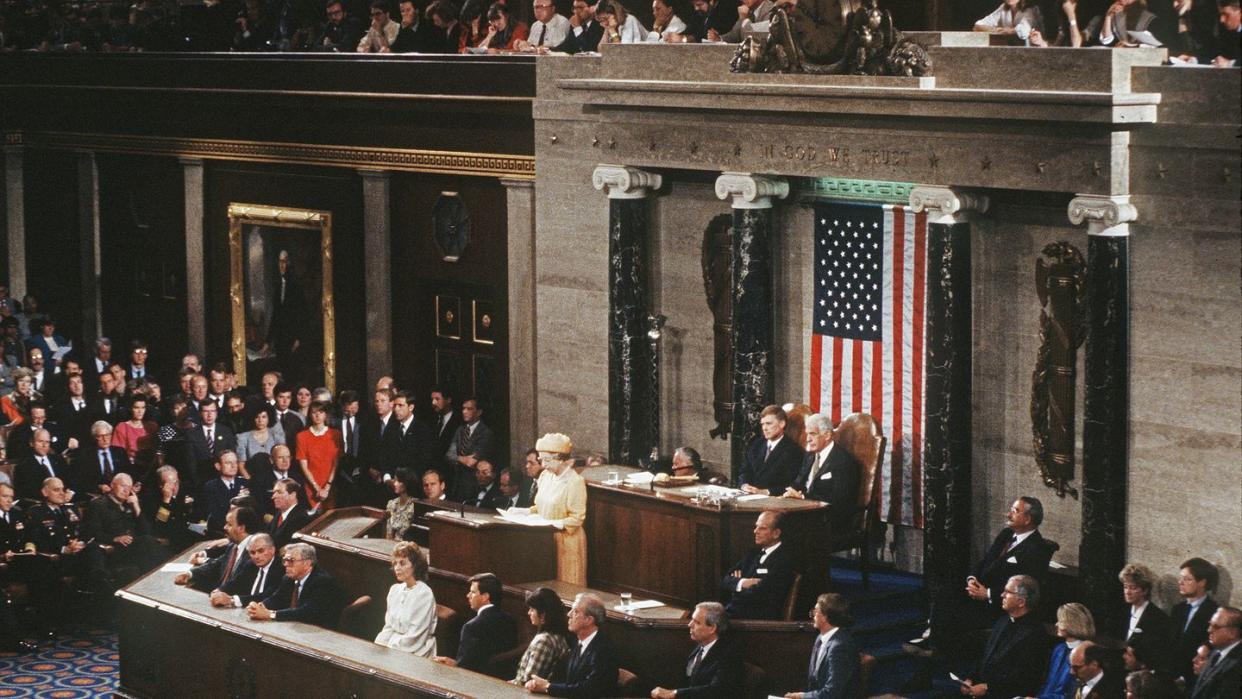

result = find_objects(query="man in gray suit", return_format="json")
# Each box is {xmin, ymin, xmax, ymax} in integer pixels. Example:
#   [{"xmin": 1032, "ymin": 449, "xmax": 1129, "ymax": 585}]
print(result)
[
  {"xmin": 446, "ymin": 397, "xmax": 495, "ymax": 501},
  {"xmin": 785, "ymin": 593, "xmax": 859, "ymax": 699},
  {"xmin": 1192, "ymin": 606, "xmax": 1242, "ymax": 699}
]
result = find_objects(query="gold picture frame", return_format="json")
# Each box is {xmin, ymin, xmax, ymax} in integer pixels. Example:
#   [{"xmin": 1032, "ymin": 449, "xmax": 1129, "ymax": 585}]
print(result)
[{"xmin": 228, "ymin": 203, "xmax": 336, "ymax": 393}]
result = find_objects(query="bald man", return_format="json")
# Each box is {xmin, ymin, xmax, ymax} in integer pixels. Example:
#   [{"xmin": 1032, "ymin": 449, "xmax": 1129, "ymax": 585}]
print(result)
[{"xmin": 82, "ymin": 473, "xmax": 164, "ymax": 591}]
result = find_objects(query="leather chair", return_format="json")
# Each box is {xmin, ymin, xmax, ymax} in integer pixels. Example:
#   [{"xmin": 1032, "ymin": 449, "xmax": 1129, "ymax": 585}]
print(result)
[
  {"xmin": 857, "ymin": 653, "xmax": 876, "ymax": 698},
  {"xmin": 337, "ymin": 594, "xmax": 372, "ymax": 638},
  {"xmin": 742, "ymin": 660, "xmax": 768, "ymax": 699},
  {"xmin": 434, "ymin": 604, "xmax": 460, "ymax": 658},
  {"xmin": 825, "ymin": 412, "xmax": 886, "ymax": 588},
  {"xmin": 782, "ymin": 572, "xmax": 803, "ymax": 621}
]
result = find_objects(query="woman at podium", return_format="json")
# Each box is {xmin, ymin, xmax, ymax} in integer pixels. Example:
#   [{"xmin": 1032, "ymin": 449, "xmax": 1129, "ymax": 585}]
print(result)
[{"xmin": 530, "ymin": 433, "xmax": 588, "ymax": 585}]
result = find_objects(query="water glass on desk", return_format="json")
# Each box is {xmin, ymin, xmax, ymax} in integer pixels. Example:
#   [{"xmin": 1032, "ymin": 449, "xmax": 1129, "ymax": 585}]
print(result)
[
  {"xmin": 619, "ymin": 591, "xmax": 633, "ymax": 610},
  {"xmin": 607, "ymin": 469, "xmax": 620, "ymax": 484}
]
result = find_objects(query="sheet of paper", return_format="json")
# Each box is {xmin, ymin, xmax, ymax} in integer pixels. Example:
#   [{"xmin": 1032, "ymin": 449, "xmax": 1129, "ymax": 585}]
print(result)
[
  {"xmin": 617, "ymin": 599, "xmax": 663, "ymax": 610},
  {"xmin": 737, "ymin": 493, "xmax": 768, "ymax": 502},
  {"xmin": 161, "ymin": 563, "xmax": 193, "ymax": 573},
  {"xmin": 624, "ymin": 471, "xmax": 654, "ymax": 484},
  {"xmin": 495, "ymin": 509, "xmax": 557, "ymax": 527}
]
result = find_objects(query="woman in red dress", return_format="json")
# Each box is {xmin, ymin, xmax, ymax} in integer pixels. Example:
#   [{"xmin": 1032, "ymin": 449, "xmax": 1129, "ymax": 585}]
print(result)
[{"xmin": 296, "ymin": 401, "xmax": 341, "ymax": 513}]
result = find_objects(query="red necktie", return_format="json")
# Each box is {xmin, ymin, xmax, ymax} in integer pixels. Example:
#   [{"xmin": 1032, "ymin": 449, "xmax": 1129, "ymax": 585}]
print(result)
[
  {"xmin": 290, "ymin": 582, "xmax": 300, "ymax": 608},
  {"xmin": 220, "ymin": 545, "xmax": 239, "ymax": 586}
]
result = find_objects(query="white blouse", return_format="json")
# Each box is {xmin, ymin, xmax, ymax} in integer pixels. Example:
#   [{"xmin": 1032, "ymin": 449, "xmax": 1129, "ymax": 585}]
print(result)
[{"xmin": 374, "ymin": 582, "xmax": 437, "ymax": 657}]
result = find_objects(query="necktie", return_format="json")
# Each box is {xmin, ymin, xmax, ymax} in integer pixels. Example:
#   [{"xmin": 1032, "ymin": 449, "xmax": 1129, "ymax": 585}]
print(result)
[
  {"xmin": 686, "ymin": 646, "xmax": 704, "ymax": 677},
  {"xmin": 536, "ymin": 23, "xmax": 546, "ymax": 45},
  {"xmin": 345, "ymin": 419, "xmax": 355, "ymax": 456},
  {"xmin": 1002, "ymin": 535, "xmax": 1018, "ymax": 555},
  {"xmin": 807, "ymin": 452, "xmax": 825, "ymax": 489},
  {"xmin": 1074, "ymin": 684, "xmax": 1084, "ymax": 699},
  {"xmin": 807, "ymin": 637, "xmax": 823, "ymax": 682},
  {"xmin": 1206, "ymin": 649, "xmax": 1222, "ymax": 672},
  {"xmin": 105, "ymin": 398, "xmax": 112, "ymax": 414},
  {"xmin": 280, "ymin": 276, "xmax": 286, "ymax": 304},
  {"xmin": 1, "ymin": 511, "xmax": 8, "ymax": 525},
  {"xmin": 206, "ymin": 428, "xmax": 215, "ymax": 455},
  {"xmin": 74, "ymin": 399, "xmax": 83, "ymax": 411},
  {"xmin": 764, "ymin": 442, "xmax": 772, "ymax": 461},
  {"xmin": 1184, "ymin": 604, "xmax": 1198, "ymax": 632},
  {"xmin": 252, "ymin": 567, "xmax": 266, "ymax": 596},
  {"xmin": 101, "ymin": 449, "xmax": 113, "ymax": 477},
  {"xmin": 290, "ymin": 580, "xmax": 301, "ymax": 608},
  {"xmin": 277, "ymin": 511, "xmax": 285, "ymax": 527},
  {"xmin": 40, "ymin": 456, "xmax": 52, "ymax": 475},
  {"xmin": 220, "ymin": 545, "xmax": 239, "ymax": 586}
]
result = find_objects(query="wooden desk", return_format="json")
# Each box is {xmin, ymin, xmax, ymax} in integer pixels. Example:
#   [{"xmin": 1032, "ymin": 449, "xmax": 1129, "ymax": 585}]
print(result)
[
  {"xmin": 581, "ymin": 465, "xmax": 830, "ymax": 610},
  {"xmin": 115, "ymin": 549, "xmax": 530, "ymax": 699},
  {"xmin": 426, "ymin": 510, "xmax": 557, "ymax": 584}
]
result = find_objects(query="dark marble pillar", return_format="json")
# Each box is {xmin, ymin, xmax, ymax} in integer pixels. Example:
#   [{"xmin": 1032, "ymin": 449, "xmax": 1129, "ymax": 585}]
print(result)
[
  {"xmin": 911, "ymin": 186, "xmax": 987, "ymax": 599},
  {"xmin": 1070, "ymin": 195, "xmax": 1134, "ymax": 633},
  {"xmin": 359, "ymin": 169, "xmax": 393, "ymax": 387},
  {"xmin": 593, "ymin": 165, "xmax": 662, "ymax": 466},
  {"xmin": 78, "ymin": 152, "xmax": 101, "ymax": 342},
  {"xmin": 714, "ymin": 173, "xmax": 789, "ymax": 481},
  {"xmin": 180, "ymin": 157, "xmax": 206, "ymax": 355}
]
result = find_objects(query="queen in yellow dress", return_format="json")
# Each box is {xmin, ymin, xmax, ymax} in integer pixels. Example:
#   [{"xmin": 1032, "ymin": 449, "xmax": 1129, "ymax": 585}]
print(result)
[{"xmin": 529, "ymin": 433, "xmax": 587, "ymax": 585}]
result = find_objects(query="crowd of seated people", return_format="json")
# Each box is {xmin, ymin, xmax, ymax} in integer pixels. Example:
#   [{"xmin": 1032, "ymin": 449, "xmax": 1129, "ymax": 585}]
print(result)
[
  {"xmin": 0, "ymin": 290, "xmax": 1236, "ymax": 699},
  {"xmin": 7, "ymin": 0, "xmax": 1236, "ymax": 63}
]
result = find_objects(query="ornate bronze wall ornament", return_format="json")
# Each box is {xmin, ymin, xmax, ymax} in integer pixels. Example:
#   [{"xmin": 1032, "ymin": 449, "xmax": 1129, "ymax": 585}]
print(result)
[
  {"xmin": 433, "ymin": 192, "xmax": 471, "ymax": 262},
  {"xmin": 730, "ymin": 0, "xmax": 930, "ymax": 76},
  {"xmin": 1031, "ymin": 241, "xmax": 1086, "ymax": 498},
  {"xmin": 702, "ymin": 214, "xmax": 734, "ymax": 439}
]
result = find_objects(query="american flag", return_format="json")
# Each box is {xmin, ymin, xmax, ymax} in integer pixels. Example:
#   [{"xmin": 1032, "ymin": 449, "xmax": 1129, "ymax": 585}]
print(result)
[{"xmin": 808, "ymin": 202, "xmax": 927, "ymax": 528}]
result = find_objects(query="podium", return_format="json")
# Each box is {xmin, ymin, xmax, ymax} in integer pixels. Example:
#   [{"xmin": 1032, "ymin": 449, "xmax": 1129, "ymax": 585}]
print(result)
[{"xmin": 426, "ymin": 510, "xmax": 557, "ymax": 583}]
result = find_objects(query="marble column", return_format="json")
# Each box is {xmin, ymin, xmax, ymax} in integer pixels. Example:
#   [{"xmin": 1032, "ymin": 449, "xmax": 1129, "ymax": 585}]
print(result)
[
  {"xmin": 359, "ymin": 170, "xmax": 393, "ymax": 386},
  {"xmin": 1069, "ymin": 194, "xmax": 1135, "ymax": 633},
  {"xmin": 910, "ymin": 185, "xmax": 989, "ymax": 599},
  {"xmin": 3, "ymin": 146, "xmax": 26, "ymax": 296},
  {"xmin": 592, "ymin": 165, "xmax": 662, "ymax": 466},
  {"xmin": 714, "ymin": 173, "xmax": 789, "ymax": 480},
  {"xmin": 501, "ymin": 177, "xmax": 537, "ymax": 468},
  {"xmin": 78, "ymin": 153, "xmax": 102, "ymax": 341},
  {"xmin": 180, "ymin": 157, "xmax": 207, "ymax": 356}
]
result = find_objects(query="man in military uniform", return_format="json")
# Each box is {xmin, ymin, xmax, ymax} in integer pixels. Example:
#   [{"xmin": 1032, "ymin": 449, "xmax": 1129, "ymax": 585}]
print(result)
[
  {"xmin": 82, "ymin": 472, "xmax": 164, "ymax": 592},
  {"xmin": 24, "ymin": 477, "xmax": 87, "ymax": 633},
  {"xmin": 141, "ymin": 465, "xmax": 200, "ymax": 553},
  {"xmin": 0, "ymin": 482, "xmax": 37, "ymax": 652}
]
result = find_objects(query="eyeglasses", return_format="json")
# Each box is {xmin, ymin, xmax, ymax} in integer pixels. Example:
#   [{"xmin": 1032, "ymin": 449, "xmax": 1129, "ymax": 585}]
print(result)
[
  {"xmin": 282, "ymin": 556, "xmax": 302, "ymax": 563},
  {"xmin": 370, "ymin": 10, "xmax": 385, "ymax": 15}
]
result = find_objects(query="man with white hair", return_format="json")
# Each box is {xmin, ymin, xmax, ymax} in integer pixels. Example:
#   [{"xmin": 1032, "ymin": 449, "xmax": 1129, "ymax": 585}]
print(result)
[
  {"xmin": 82, "ymin": 472, "xmax": 164, "ymax": 590},
  {"xmin": 782, "ymin": 413, "xmax": 862, "ymax": 532},
  {"xmin": 247, "ymin": 542, "xmax": 346, "ymax": 629},
  {"xmin": 527, "ymin": 592, "xmax": 618, "ymax": 697}
]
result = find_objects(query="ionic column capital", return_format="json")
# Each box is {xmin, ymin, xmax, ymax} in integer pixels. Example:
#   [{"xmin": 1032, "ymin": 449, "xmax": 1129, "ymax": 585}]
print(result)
[
  {"xmin": 1068, "ymin": 194, "xmax": 1137, "ymax": 237},
  {"xmin": 714, "ymin": 172, "xmax": 789, "ymax": 209},
  {"xmin": 592, "ymin": 164, "xmax": 662, "ymax": 200},
  {"xmin": 909, "ymin": 185, "xmax": 990, "ymax": 224}
]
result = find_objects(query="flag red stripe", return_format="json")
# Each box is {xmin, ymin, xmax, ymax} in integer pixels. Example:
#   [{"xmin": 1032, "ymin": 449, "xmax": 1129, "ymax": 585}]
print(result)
[
  {"xmin": 911, "ymin": 210, "xmax": 927, "ymax": 529},
  {"xmin": 831, "ymin": 337, "xmax": 843, "ymax": 425},
  {"xmin": 809, "ymin": 333, "xmax": 823, "ymax": 413},
  {"xmin": 870, "ymin": 340, "xmax": 883, "ymax": 432},
  {"xmin": 889, "ymin": 206, "xmax": 906, "ymax": 525},
  {"xmin": 851, "ymin": 341, "xmax": 863, "ymax": 413}
]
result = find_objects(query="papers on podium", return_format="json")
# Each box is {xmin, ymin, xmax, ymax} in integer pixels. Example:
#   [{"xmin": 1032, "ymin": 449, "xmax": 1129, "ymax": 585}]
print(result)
[{"xmin": 495, "ymin": 508, "xmax": 557, "ymax": 527}]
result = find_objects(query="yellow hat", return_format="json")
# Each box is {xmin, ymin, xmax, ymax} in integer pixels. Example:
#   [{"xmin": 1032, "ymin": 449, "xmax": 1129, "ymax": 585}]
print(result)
[{"xmin": 535, "ymin": 432, "xmax": 573, "ymax": 455}]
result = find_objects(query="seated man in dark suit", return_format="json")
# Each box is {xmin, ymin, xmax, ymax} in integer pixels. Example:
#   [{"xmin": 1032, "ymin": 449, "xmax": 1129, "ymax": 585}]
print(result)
[
  {"xmin": 75, "ymin": 420, "xmax": 130, "ymax": 499},
  {"xmin": 1172, "ymin": 557, "xmax": 1221, "ymax": 688},
  {"xmin": 651, "ymin": 601, "xmax": 743, "ymax": 699},
  {"xmin": 526, "ymin": 592, "xmax": 619, "ymax": 698},
  {"xmin": 782, "ymin": 413, "xmax": 862, "ymax": 532},
  {"xmin": 495, "ymin": 466, "xmax": 534, "ymax": 509},
  {"xmin": 268, "ymin": 479, "xmax": 311, "ymax": 550},
  {"xmin": 6, "ymin": 403, "xmax": 74, "ymax": 461},
  {"xmin": 909, "ymin": 496, "xmax": 1055, "ymax": 661},
  {"xmin": 210, "ymin": 532, "xmax": 281, "ymax": 608},
  {"xmin": 738, "ymin": 404, "xmax": 803, "ymax": 496},
  {"xmin": 1190, "ymin": 606, "xmax": 1242, "ymax": 699},
  {"xmin": 465, "ymin": 459, "xmax": 502, "ymax": 509},
  {"xmin": 142, "ymin": 465, "xmax": 200, "ymax": 551},
  {"xmin": 719, "ymin": 510, "xmax": 795, "ymax": 620},
  {"xmin": 555, "ymin": 0, "xmax": 605, "ymax": 53},
  {"xmin": 434, "ymin": 572, "xmax": 519, "ymax": 675},
  {"xmin": 81, "ymin": 472, "xmax": 166, "ymax": 591},
  {"xmin": 13, "ymin": 428, "xmax": 71, "ymax": 501},
  {"xmin": 247, "ymin": 542, "xmax": 347, "ymax": 629},
  {"xmin": 958, "ymin": 575, "xmax": 1049, "ymax": 699},
  {"xmin": 1068, "ymin": 641, "xmax": 1126, "ymax": 699},
  {"xmin": 184, "ymin": 402, "xmax": 237, "ymax": 489},
  {"xmin": 198, "ymin": 450, "xmax": 249, "ymax": 534},
  {"xmin": 783, "ymin": 593, "xmax": 860, "ymax": 699},
  {"xmin": 173, "ymin": 505, "xmax": 263, "ymax": 592}
]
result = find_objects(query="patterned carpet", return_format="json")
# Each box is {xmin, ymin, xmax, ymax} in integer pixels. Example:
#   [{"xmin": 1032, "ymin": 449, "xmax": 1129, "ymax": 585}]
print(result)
[{"xmin": 0, "ymin": 628, "xmax": 119, "ymax": 698}]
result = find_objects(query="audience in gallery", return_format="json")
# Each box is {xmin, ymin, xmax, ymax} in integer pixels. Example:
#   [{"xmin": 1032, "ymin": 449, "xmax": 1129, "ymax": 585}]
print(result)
[
  {"xmin": 0, "ymin": 285, "xmax": 1235, "ymax": 699},
  {"xmin": 1, "ymin": 0, "xmax": 1237, "ymax": 67}
]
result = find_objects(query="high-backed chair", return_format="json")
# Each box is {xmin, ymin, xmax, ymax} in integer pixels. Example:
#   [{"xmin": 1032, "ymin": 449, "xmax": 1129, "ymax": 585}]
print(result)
[
  {"xmin": 742, "ymin": 661, "xmax": 768, "ymax": 699},
  {"xmin": 434, "ymin": 604, "xmax": 460, "ymax": 658},
  {"xmin": 826, "ymin": 412, "xmax": 886, "ymax": 588},
  {"xmin": 782, "ymin": 572, "xmax": 803, "ymax": 621},
  {"xmin": 857, "ymin": 653, "xmax": 877, "ymax": 698},
  {"xmin": 338, "ymin": 595, "xmax": 372, "ymax": 638}
]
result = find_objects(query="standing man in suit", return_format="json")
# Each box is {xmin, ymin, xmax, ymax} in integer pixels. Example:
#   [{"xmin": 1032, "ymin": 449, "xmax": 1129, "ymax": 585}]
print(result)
[
  {"xmin": 651, "ymin": 601, "xmax": 743, "ymax": 699},
  {"xmin": 1191, "ymin": 606, "xmax": 1241, "ymax": 699},
  {"xmin": 268, "ymin": 479, "xmax": 311, "ymax": 550},
  {"xmin": 52, "ymin": 373, "xmax": 91, "ymax": 449},
  {"xmin": 273, "ymin": 385, "xmax": 304, "ymax": 443},
  {"xmin": 125, "ymin": 340, "xmax": 152, "ymax": 382},
  {"xmin": 248, "ymin": 542, "xmax": 346, "ymax": 629},
  {"xmin": 14, "ymin": 429, "xmax": 71, "ymax": 501},
  {"xmin": 958, "ymin": 575, "xmax": 1049, "ymax": 699},
  {"xmin": 7, "ymin": 403, "xmax": 75, "ymax": 461},
  {"xmin": 446, "ymin": 397, "xmax": 494, "ymax": 500},
  {"xmin": 429, "ymin": 385, "xmax": 461, "ymax": 465},
  {"xmin": 76, "ymin": 420, "xmax": 129, "ymax": 498},
  {"xmin": 435, "ymin": 572, "xmax": 519, "ymax": 674},
  {"xmin": 91, "ymin": 370, "xmax": 123, "ymax": 425},
  {"xmin": 250, "ymin": 445, "xmax": 299, "ymax": 517},
  {"xmin": 198, "ymin": 450, "xmax": 249, "ymax": 533},
  {"xmin": 335, "ymin": 390, "xmax": 361, "ymax": 503},
  {"xmin": 1173, "ymin": 558, "xmax": 1222, "ymax": 688},
  {"xmin": 356, "ymin": 387, "xmax": 398, "ymax": 507},
  {"xmin": 393, "ymin": 390, "xmax": 434, "ymax": 476},
  {"xmin": 211, "ymin": 532, "xmax": 281, "ymax": 608},
  {"xmin": 738, "ymin": 405, "xmax": 802, "ymax": 496},
  {"xmin": 185, "ymin": 402, "xmax": 238, "ymax": 488},
  {"xmin": 1067, "ymin": 641, "xmax": 1126, "ymax": 699},
  {"xmin": 527, "ymin": 592, "xmax": 619, "ymax": 697},
  {"xmin": 783, "ymin": 413, "xmax": 862, "ymax": 532},
  {"xmin": 719, "ymin": 510, "xmax": 795, "ymax": 620},
  {"xmin": 782, "ymin": 593, "xmax": 859, "ymax": 699},
  {"xmin": 173, "ymin": 506, "xmax": 263, "ymax": 591}
]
